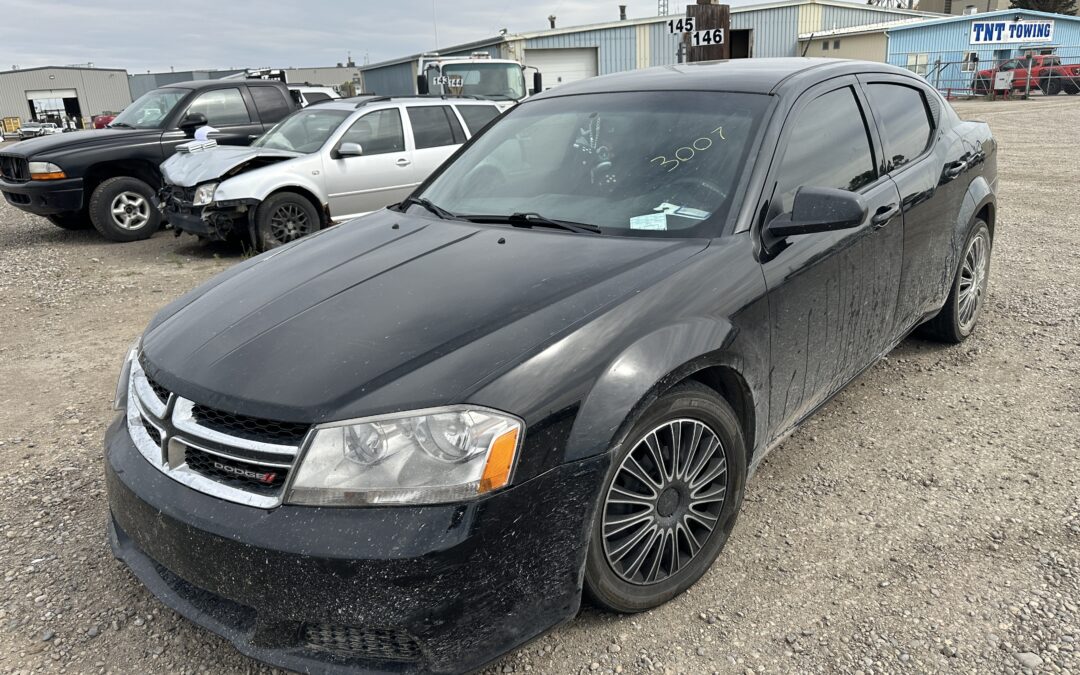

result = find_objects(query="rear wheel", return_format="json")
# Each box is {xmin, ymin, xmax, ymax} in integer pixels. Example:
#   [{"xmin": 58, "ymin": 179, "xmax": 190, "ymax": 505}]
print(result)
[
  {"xmin": 254, "ymin": 192, "xmax": 320, "ymax": 251},
  {"xmin": 919, "ymin": 220, "xmax": 991, "ymax": 344},
  {"xmin": 88, "ymin": 176, "xmax": 161, "ymax": 242},
  {"xmin": 1042, "ymin": 77, "xmax": 1062, "ymax": 95},
  {"xmin": 584, "ymin": 381, "xmax": 746, "ymax": 613},
  {"xmin": 46, "ymin": 212, "xmax": 91, "ymax": 230},
  {"xmin": 973, "ymin": 77, "xmax": 991, "ymax": 95}
]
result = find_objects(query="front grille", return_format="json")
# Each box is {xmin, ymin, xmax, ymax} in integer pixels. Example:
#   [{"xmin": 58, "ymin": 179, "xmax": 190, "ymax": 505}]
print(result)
[
  {"xmin": 191, "ymin": 404, "xmax": 310, "ymax": 446},
  {"xmin": 144, "ymin": 373, "xmax": 171, "ymax": 405},
  {"xmin": 302, "ymin": 623, "xmax": 423, "ymax": 663},
  {"xmin": 0, "ymin": 154, "xmax": 30, "ymax": 182},
  {"xmin": 141, "ymin": 417, "xmax": 162, "ymax": 446},
  {"xmin": 183, "ymin": 446, "xmax": 287, "ymax": 495}
]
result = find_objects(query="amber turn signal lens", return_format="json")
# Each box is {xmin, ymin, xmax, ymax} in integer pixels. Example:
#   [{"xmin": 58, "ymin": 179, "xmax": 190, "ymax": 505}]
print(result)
[
  {"xmin": 478, "ymin": 428, "xmax": 519, "ymax": 494},
  {"xmin": 30, "ymin": 171, "xmax": 66, "ymax": 180}
]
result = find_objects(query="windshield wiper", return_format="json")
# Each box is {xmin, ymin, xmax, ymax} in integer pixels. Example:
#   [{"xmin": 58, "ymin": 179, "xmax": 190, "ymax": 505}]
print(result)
[
  {"xmin": 396, "ymin": 196, "xmax": 458, "ymax": 220},
  {"xmin": 460, "ymin": 212, "xmax": 601, "ymax": 234}
]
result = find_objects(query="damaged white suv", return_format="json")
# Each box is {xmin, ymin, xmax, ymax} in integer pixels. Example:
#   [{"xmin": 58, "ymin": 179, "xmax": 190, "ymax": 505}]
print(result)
[{"xmin": 159, "ymin": 96, "xmax": 500, "ymax": 250}]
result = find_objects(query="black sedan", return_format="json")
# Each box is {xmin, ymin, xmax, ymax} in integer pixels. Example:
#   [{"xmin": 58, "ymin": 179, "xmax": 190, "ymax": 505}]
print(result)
[{"xmin": 105, "ymin": 58, "xmax": 996, "ymax": 674}]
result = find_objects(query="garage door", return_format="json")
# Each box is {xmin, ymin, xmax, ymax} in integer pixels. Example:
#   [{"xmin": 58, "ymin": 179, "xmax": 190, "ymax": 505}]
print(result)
[{"xmin": 523, "ymin": 48, "xmax": 599, "ymax": 91}]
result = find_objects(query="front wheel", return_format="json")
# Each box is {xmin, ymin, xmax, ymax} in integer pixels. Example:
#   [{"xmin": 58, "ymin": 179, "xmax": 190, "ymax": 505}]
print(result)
[
  {"xmin": 254, "ymin": 193, "xmax": 320, "ymax": 252},
  {"xmin": 88, "ymin": 176, "xmax": 162, "ymax": 242},
  {"xmin": 1042, "ymin": 77, "xmax": 1062, "ymax": 95},
  {"xmin": 584, "ymin": 381, "xmax": 746, "ymax": 613},
  {"xmin": 919, "ymin": 220, "xmax": 991, "ymax": 343}
]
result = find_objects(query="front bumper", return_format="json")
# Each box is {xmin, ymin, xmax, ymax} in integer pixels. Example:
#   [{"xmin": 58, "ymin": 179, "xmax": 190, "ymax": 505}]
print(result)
[
  {"xmin": 0, "ymin": 176, "xmax": 84, "ymax": 215},
  {"xmin": 105, "ymin": 415, "xmax": 606, "ymax": 674}
]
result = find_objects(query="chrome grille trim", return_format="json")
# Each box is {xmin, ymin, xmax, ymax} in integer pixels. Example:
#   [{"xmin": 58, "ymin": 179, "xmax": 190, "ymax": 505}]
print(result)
[
  {"xmin": 173, "ymin": 398, "xmax": 301, "ymax": 457},
  {"xmin": 125, "ymin": 357, "xmax": 306, "ymax": 509}
]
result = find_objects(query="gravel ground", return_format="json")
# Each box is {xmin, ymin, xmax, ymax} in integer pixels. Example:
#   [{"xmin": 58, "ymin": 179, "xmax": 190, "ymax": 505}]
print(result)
[{"xmin": 0, "ymin": 96, "xmax": 1077, "ymax": 675}]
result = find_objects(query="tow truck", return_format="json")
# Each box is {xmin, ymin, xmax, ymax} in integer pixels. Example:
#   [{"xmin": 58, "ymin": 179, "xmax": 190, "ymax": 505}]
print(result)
[
  {"xmin": 415, "ymin": 53, "xmax": 542, "ymax": 111},
  {"xmin": 973, "ymin": 53, "xmax": 1080, "ymax": 96}
]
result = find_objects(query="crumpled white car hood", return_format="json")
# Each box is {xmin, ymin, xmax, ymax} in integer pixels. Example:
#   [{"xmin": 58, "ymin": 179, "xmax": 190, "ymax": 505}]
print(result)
[{"xmin": 161, "ymin": 146, "xmax": 301, "ymax": 187}]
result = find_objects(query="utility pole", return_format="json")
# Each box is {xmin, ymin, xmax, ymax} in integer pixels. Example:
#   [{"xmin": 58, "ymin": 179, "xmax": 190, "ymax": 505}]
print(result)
[
  {"xmin": 684, "ymin": 1, "xmax": 731, "ymax": 62},
  {"xmin": 658, "ymin": 0, "xmax": 670, "ymax": 14}
]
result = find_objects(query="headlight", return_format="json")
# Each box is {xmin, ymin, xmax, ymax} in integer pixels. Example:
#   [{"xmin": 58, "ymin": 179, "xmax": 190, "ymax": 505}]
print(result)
[
  {"xmin": 112, "ymin": 339, "xmax": 140, "ymax": 411},
  {"xmin": 28, "ymin": 161, "xmax": 66, "ymax": 180},
  {"xmin": 287, "ymin": 407, "xmax": 523, "ymax": 506},
  {"xmin": 192, "ymin": 182, "xmax": 218, "ymax": 206}
]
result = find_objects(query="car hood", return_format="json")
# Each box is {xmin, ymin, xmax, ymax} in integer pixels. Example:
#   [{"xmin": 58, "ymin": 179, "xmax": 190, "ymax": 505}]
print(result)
[
  {"xmin": 161, "ymin": 145, "xmax": 302, "ymax": 187},
  {"xmin": 141, "ymin": 210, "xmax": 707, "ymax": 423},
  {"xmin": 3, "ymin": 128, "xmax": 160, "ymax": 156}
]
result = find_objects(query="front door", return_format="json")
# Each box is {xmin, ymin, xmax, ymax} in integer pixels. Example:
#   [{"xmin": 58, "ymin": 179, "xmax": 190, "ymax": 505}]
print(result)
[
  {"xmin": 759, "ymin": 79, "xmax": 904, "ymax": 439},
  {"xmin": 324, "ymin": 108, "xmax": 415, "ymax": 219},
  {"xmin": 161, "ymin": 87, "xmax": 264, "ymax": 156}
]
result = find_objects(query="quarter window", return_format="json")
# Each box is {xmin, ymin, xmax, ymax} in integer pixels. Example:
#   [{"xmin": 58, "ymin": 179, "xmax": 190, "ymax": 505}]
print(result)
[
  {"xmin": 339, "ymin": 109, "xmax": 405, "ymax": 155},
  {"xmin": 455, "ymin": 105, "xmax": 500, "ymax": 135},
  {"xmin": 407, "ymin": 106, "xmax": 464, "ymax": 149},
  {"xmin": 865, "ymin": 83, "xmax": 934, "ymax": 170},
  {"xmin": 249, "ymin": 86, "xmax": 291, "ymax": 123},
  {"xmin": 773, "ymin": 86, "xmax": 876, "ymax": 213},
  {"xmin": 185, "ymin": 88, "xmax": 251, "ymax": 126}
]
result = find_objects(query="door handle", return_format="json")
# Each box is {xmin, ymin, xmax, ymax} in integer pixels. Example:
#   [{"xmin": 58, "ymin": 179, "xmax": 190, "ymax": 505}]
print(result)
[
  {"xmin": 871, "ymin": 203, "xmax": 899, "ymax": 228},
  {"xmin": 396, "ymin": 158, "xmax": 411, "ymax": 167},
  {"xmin": 944, "ymin": 160, "xmax": 968, "ymax": 178}
]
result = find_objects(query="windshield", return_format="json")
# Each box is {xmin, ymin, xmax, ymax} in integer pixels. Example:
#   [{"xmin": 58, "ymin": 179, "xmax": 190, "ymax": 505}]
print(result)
[
  {"xmin": 253, "ymin": 108, "xmax": 352, "ymax": 153},
  {"xmin": 439, "ymin": 62, "xmax": 526, "ymax": 101},
  {"xmin": 417, "ymin": 91, "xmax": 769, "ymax": 237},
  {"xmin": 23, "ymin": 122, "xmax": 40, "ymax": 128},
  {"xmin": 110, "ymin": 88, "xmax": 188, "ymax": 129}
]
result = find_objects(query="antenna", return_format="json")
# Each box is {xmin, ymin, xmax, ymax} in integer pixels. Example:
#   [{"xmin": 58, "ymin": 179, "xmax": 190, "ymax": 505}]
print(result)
[{"xmin": 658, "ymin": 0, "xmax": 670, "ymax": 15}]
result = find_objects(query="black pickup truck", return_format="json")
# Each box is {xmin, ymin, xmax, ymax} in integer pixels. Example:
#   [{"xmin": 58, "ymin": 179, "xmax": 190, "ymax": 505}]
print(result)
[{"xmin": 0, "ymin": 79, "xmax": 299, "ymax": 241}]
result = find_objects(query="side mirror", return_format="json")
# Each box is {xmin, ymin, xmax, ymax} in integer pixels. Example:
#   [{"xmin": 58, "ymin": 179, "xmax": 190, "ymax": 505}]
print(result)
[
  {"xmin": 763, "ymin": 186, "xmax": 866, "ymax": 251},
  {"xmin": 178, "ymin": 112, "xmax": 208, "ymax": 135},
  {"xmin": 532, "ymin": 71, "xmax": 543, "ymax": 94},
  {"xmin": 337, "ymin": 142, "xmax": 363, "ymax": 158},
  {"xmin": 417, "ymin": 74, "xmax": 430, "ymax": 95}
]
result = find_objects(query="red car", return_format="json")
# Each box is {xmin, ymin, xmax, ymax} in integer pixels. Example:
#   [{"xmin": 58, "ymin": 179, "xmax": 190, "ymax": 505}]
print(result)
[
  {"xmin": 973, "ymin": 54, "xmax": 1080, "ymax": 95},
  {"xmin": 92, "ymin": 113, "xmax": 118, "ymax": 129}
]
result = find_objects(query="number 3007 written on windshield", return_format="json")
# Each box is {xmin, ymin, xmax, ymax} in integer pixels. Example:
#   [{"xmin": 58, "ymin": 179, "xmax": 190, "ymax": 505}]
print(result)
[{"xmin": 650, "ymin": 127, "xmax": 727, "ymax": 173}]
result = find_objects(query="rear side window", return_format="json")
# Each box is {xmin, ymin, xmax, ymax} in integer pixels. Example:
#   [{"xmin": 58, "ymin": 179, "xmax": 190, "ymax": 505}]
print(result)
[
  {"xmin": 339, "ymin": 108, "xmax": 405, "ymax": 155},
  {"xmin": 407, "ymin": 106, "xmax": 465, "ymax": 149},
  {"xmin": 249, "ymin": 86, "xmax": 291, "ymax": 123},
  {"xmin": 865, "ymin": 83, "xmax": 934, "ymax": 170},
  {"xmin": 185, "ymin": 88, "xmax": 251, "ymax": 126},
  {"xmin": 304, "ymin": 92, "xmax": 332, "ymax": 104},
  {"xmin": 773, "ymin": 86, "xmax": 876, "ymax": 213},
  {"xmin": 455, "ymin": 105, "xmax": 500, "ymax": 135}
]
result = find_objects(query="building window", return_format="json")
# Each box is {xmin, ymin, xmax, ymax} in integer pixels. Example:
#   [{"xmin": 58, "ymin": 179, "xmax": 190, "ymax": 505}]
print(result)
[
  {"xmin": 822, "ymin": 41, "xmax": 829, "ymax": 51},
  {"xmin": 906, "ymin": 53, "xmax": 929, "ymax": 77},
  {"xmin": 961, "ymin": 52, "xmax": 979, "ymax": 72},
  {"xmin": 834, "ymin": 39, "xmax": 841, "ymax": 49}
]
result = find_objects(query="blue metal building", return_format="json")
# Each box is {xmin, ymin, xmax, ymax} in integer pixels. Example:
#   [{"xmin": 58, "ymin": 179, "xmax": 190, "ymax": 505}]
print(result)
[
  {"xmin": 799, "ymin": 9, "xmax": 1080, "ymax": 94},
  {"xmin": 359, "ymin": 0, "xmax": 936, "ymax": 95}
]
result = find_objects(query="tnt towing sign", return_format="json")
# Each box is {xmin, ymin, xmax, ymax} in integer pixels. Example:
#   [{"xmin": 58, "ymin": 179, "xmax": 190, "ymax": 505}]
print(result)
[{"xmin": 970, "ymin": 18, "xmax": 1054, "ymax": 44}]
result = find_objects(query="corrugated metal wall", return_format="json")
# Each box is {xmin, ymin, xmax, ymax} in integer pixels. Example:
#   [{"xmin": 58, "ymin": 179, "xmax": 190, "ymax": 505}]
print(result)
[
  {"xmin": 885, "ymin": 12, "xmax": 1080, "ymax": 92},
  {"xmin": 818, "ymin": 5, "xmax": 918, "ymax": 32},
  {"xmin": 0, "ymin": 68, "xmax": 131, "ymax": 122},
  {"xmin": 525, "ymin": 25, "xmax": 638, "ymax": 74},
  {"xmin": 734, "ymin": 5, "xmax": 803, "ymax": 57},
  {"xmin": 128, "ymin": 70, "xmax": 243, "ymax": 99},
  {"xmin": 361, "ymin": 61, "xmax": 418, "ymax": 96}
]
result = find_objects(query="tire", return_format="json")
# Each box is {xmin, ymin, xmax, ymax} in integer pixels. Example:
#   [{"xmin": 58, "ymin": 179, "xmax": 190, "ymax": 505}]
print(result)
[
  {"xmin": 1042, "ymin": 77, "xmax": 1062, "ymax": 96},
  {"xmin": 584, "ymin": 381, "xmax": 747, "ymax": 613},
  {"xmin": 254, "ymin": 192, "xmax": 320, "ymax": 252},
  {"xmin": 45, "ymin": 212, "xmax": 91, "ymax": 230},
  {"xmin": 973, "ymin": 77, "xmax": 990, "ymax": 95},
  {"xmin": 88, "ymin": 176, "xmax": 161, "ymax": 242},
  {"xmin": 919, "ymin": 220, "xmax": 991, "ymax": 344}
]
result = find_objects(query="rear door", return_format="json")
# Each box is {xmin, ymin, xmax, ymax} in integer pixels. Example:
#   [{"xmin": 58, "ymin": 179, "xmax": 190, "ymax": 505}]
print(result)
[
  {"xmin": 406, "ymin": 105, "xmax": 467, "ymax": 178},
  {"xmin": 323, "ymin": 107, "xmax": 414, "ymax": 219},
  {"xmin": 858, "ymin": 75, "xmax": 958, "ymax": 335},
  {"xmin": 453, "ymin": 104, "xmax": 501, "ymax": 137},
  {"xmin": 759, "ymin": 77, "xmax": 904, "ymax": 438},
  {"xmin": 248, "ymin": 85, "xmax": 294, "ymax": 132}
]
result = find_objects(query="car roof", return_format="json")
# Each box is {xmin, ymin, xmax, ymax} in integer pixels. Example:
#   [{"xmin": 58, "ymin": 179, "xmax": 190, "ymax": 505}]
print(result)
[
  {"xmin": 308, "ymin": 96, "xmax": 501, "ymax": 112},
  {"xmin": 531, "ymin": 57, "xmax": 921, "ymax": 98},
  {"xmin": 162, "ymin": 79, "xmax": 287, "ymax": 91}
]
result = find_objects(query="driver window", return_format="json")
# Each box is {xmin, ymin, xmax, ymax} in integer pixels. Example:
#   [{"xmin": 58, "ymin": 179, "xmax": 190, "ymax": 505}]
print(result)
[
  {"xmin": 338, "ymin": 109, "xmax": 405, "ymax": 155},
  {"xmin": 772, "ymin": 86, "xmax": 876, "ymax": 214},
  {"xmin": 184, "ymin": 88, "xmax": 251, "ymax": 126}
]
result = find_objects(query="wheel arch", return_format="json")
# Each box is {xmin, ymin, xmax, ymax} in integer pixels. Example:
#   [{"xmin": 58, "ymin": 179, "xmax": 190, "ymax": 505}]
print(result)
[
  {"xmin": 263, "ymin": 185, "xmax": 331, "ymax": 229},
  {"xmin": 564, "ymin": 317, "xmax": 765, "ymax": 470},
  {"xmin": 84, "ymin": 159, "xmax": 162, "ymax": 197}
]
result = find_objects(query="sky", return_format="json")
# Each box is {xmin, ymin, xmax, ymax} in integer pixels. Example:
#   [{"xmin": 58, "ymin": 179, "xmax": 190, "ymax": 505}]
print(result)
[{"xmin": 0, "ymin": 0, "xmax": 681, "ymax": 73}]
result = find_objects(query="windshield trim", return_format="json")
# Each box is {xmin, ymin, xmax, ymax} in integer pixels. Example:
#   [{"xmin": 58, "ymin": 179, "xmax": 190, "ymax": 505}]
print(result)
[{"xmin": 412, "ymin": 89, "xmax": 774, "ymax": 240}]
